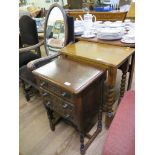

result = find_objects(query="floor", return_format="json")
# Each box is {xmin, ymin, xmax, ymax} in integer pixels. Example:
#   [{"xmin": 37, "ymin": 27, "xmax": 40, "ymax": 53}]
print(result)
[
  {"xmin": 19, "ymin": 87, "xmax": 108, "ymax": 155},
  {"xmin": 19, "ymin": 45, "xmax": 135, "ymax": 155}
]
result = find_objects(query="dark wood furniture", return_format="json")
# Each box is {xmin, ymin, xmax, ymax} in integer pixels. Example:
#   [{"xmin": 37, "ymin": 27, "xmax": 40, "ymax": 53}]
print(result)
[
  {"xmin": 66, "ymin": 10, "xmax": 127, "ymax": 21},
  {"xmin": 61, "ymin": 40, "xmax": 135, "ymax": 128},
  {"xmin": 19, "ymin": 15, "xmax": 41, "ymax": 56},
  {"xmin": 33, "ymin": 56, "xmax": 106, "ymax": 155},
  {"xmin": 19, "ymin": 52, "xmax": 40, "ymax": 101},
  {"xmin": 19, "ymin": 15, "xmax": 43, "ymax": 101}
]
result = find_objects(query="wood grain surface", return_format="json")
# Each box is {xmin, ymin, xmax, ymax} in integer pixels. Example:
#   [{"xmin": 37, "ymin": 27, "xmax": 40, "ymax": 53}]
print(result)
[{"xmin": 61, "ymin": 41, "xmax": 134, "ymax": 67}]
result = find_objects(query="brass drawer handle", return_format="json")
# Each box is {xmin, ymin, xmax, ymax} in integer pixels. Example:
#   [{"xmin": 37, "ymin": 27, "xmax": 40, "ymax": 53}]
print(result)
[
  {"xmin": 40, "ymin": 82, "xmax": 46, "ymax": 87},
  {"xmin": 61, "ymin": 92, "xmax": 68, "ymax": 97},
  {"xmin": 64, "ymin": 114, "xmax": 70, "ymax": 119},
  {"xmin": 42, "ymin": 92, "xmax": 48, "ymax": 96},
  {"xmin": 43, "ymin": 101, "xmax": 50, "ymax": 107},
  {"xmin": 63, "ymin": 103, "xmax": 68, "ymax": 109}
]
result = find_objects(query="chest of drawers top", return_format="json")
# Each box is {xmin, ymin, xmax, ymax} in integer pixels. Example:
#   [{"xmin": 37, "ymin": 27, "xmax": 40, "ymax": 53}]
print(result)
[{"xmin": 33, "ymin": 56, "xmax": 105, "ymax": 95}]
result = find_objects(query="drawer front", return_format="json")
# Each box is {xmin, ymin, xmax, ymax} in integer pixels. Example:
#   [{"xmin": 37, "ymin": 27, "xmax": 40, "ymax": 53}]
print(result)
[
  {"xmin": 37, "ymin": 77, "xmax": 74, "ymax": 102},
  {"xmin": 42, "ymin": 91, "xmax": 76, "ymax": 124}
]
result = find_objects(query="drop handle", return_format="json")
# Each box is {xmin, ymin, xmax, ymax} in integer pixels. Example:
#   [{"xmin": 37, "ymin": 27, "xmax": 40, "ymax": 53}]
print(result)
[
  {"xmin": 64, "ymin": 114, "xmax": 70, "ymax": 119},
  {"xmin": 61, "ymin": 92, "xmax": 68, "ymax": 97},
  {"xmin": 40, "ymin": 82, "xmax": 45, "ymax": 87},
  {"xmin": 42, "ymin": 92, "xmax": 48, "ymax": 96},
  {"xmin": 63, "ymin": 104, "xmax": 68, "ymax": 109}
]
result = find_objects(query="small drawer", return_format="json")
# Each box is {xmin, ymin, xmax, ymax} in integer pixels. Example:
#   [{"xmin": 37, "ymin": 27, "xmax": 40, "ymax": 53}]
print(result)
[
  {"xmin": 38, "ymin": 77, "xmax": 74, "ymax": 102},
  {"xmin": 42, "ymin": 91, "xmax": 75, "ymax": 123}
]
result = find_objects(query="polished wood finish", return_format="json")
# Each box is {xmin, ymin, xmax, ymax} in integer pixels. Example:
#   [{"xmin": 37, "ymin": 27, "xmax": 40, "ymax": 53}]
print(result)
[
  {"xmin": 61, "ymin": 41, "xmax": 135, "ymax": 128},
  {"xmin": 33, "ymin": 56, "xmax": 104, "ymax": 94},
  {"xmin": 33, "ymin": 56, "xmax": 106, "ymax": 154},
  {"xmin": 66, "ymin": 10, "xmax": 127, "ymax": 21},
  {"xmin": 75, "ymin": 36, "xmax": 135, "ymax": 91},
  {"xmin": 61, "ymin": 41, "xmax": 134, "ymax": 67}
]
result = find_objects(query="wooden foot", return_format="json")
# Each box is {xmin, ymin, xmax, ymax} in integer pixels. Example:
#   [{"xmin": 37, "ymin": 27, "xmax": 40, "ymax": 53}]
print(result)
[
  {"xmin": 105, "ymin": 86, "xmax": 115, "ymax": 128},
  {"xmin": 105, "ymin": 112, "xmax": 114, "ymax": 129},
  {"xmin": 49, "ymin": 119, "xmax": 55, "ymax": 131},
  {"xmin": 25, "ymin": 93, "xmax": 30, "ymax": 101},
  {"xmin": 79, "ymin": 126, "xmax": 103, "ymax": 155}
]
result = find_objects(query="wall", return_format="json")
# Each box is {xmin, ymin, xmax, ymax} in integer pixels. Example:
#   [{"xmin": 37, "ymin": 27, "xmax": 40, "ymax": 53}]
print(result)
[{"xmin": 27, "ymin": 0, "xmax": 68, "ymax": 9}]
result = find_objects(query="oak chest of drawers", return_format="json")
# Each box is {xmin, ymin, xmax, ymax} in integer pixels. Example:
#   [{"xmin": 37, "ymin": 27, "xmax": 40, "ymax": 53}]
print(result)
[{"xmin": 33, "ymin": 56, "xmax": 106, "ymax": 154}]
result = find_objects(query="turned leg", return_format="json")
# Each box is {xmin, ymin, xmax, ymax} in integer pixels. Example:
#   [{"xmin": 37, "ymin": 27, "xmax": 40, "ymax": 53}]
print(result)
[
  {"xmin": 48, "ymin": 111, "xmax": 55, "ymax": 131},
  {"xmin": 78, "ymin": 79, "xmax": 104, "ymax": 155},
  {"xmin": 105, "ymin": 68, "xmax": 117, "ymax": 128},
  {"xmin": 118, "ymin": 59, "xmax": 130, "ymax": 104},
  {"xmin": 127, "ymin": 53, "xmax": 135, "ymax": 90},
  {"xmin": 97, "ymin": 78, "xmax": 104, "ymax": 131},
  {"xmin": 20, "ymin": 79, "xmax": 30, "ymax": 101},
  {"xmin": 44, "ymin": 102, "xmax": 55, "ymax": 131},
  {"xmin": 97, "ymin": 107, "xmax": 103, "ymax": 131},
  {"xmin": 80, "ymin": 133, "xmax": 85, "ymax": 155}
]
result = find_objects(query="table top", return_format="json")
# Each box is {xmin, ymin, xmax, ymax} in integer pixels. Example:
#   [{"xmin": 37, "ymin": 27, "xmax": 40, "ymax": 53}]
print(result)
[
  {"xmin": 61, "ymin": 41, "xmax": 135, "ymax": 67},
  {"xmin": 33, "ymin": 56, "xmax": 104, "ymax": 94},
  {"xmin": 75, "ymin": 36, "xmax": 135, "ymax": 48}
]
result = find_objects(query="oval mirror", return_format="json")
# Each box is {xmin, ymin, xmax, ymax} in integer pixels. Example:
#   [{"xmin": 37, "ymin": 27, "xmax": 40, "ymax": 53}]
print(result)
[{"xmin": 44, "ymin": 3, "xmax": 68, "ymax": 56}]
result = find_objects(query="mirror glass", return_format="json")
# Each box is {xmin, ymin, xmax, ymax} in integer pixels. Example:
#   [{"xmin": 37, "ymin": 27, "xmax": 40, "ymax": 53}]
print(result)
[{"xmin": 45, "ymin": 5, "xmax": 67, "ymax": 56}]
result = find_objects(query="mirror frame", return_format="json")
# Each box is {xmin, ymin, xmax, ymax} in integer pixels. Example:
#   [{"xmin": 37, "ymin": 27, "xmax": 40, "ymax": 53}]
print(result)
[{"xmin": 44, "ymin": 3, "xmax": 68, "ymax": 56}]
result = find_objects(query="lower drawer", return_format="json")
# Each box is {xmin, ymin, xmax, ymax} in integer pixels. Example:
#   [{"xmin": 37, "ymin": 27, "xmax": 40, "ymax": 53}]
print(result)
[{"xmin": 42, "ymin": 90, "xmax": 76, "ymax": 124}]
